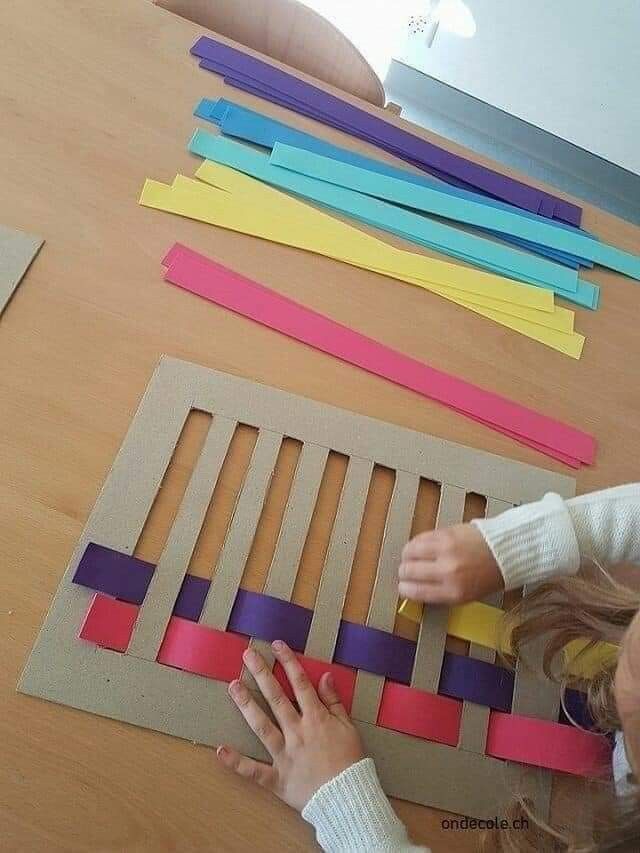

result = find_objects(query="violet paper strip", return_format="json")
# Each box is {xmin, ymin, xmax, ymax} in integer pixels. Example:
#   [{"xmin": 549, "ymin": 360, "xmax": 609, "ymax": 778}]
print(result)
[
  {"xmin": 201, "ymin": 63, "xmax": 530, "ymax": 206},
  {"xmin": 193, "ymin": 51, "xmax": 540, "ymax": 207},
  {"xmin": 73, "ymin": 543, "xmax": 153, "ymax": 603},
  {"xmin": 191, "ymin": 36, "xmax": 581, "ymax": 225},
  {"xmin": 439, "ymin": 652, "xmax": 514, "ymax": 713},
  {"xmin": 334, "ymin": 620, "xmax": 416, "ymax": 684},
  {"xmin": 227, "ymin": 588, "xmax": 312, "ymax": 652}
]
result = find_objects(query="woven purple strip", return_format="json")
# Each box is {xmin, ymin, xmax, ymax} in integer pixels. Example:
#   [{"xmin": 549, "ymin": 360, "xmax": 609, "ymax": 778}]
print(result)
[
  {"xmin": 73, "ymin": 543, "xmax": 153, "ymax": 604},
  {"xmin": 228, "ymin": 589, "xmax": 312, "ymax": 652},
  {"xmin": 439, "ymin": 652, "xmax": 514, "ymax": 712},
  {"xmin": 334, "ymin": 621, "xmax": 416, "ymax": 684}
]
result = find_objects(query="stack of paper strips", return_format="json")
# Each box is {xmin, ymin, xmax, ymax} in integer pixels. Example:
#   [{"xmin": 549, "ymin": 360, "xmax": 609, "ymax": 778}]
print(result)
[
  {"xmin": 196, "ymin": 98, "xmax": 595, "ymax": 273},
  {"xmin": 159, "ymin": 243, "xmax": 596, "ymax": 468},
  {"xmin": 188, "ymin": 129, "xmax": 599, "ymax": 310},
  {"xmin": 0, "ymin": 224, "xmax": 44, "ymax": 317},
  {"xmin": 19, "ymin": 357, "xmax": 612, "ymax": 822},
  {"xmin": 270, "ymin": 143, "xmax": 640, "ymax": 283},
  {"xmin": 190, "ymin": 36, "xmax": 582, "ymax": 226},
  {"xmin": 140, "ymin": 147, "xmax": 587, "ymax": 358}
]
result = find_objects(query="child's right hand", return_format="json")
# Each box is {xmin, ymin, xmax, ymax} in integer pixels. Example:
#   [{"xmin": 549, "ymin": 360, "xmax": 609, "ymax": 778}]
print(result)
[{"xmin": 398, "ymin": 523, "xmax": 503, "ymax": 604}]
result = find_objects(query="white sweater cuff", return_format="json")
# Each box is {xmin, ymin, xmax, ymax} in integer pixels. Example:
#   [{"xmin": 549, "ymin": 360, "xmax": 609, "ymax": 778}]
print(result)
[
  {"xmin": 471, "ymin": 492, "xmax": 581, "ymax": 589},
  {"xmin": 302, "ymin": 758, "xmax": 423, "ymax": 852}
]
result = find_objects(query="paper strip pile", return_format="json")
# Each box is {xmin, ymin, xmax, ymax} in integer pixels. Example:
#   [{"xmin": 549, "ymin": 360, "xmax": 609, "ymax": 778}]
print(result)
[
  {"xmin": 190, "ymin": 36, "xmax": 582, "ymax": 225},
  {"xmin": 140, "ymin": 157, "xmax": 587, "ymax": 359},
  {"xmin": 196, "ymin": 98, "xmax": 594, "ymax": 274}
]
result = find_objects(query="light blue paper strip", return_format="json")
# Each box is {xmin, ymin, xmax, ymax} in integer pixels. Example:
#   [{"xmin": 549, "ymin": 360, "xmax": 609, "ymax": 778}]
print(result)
[
  {"xmin": 194, "ymin": 98, "xmax": 594, "ymax": 270},
  {"xmin": 272, "ymin": 142, "xmax": 640, "ymax": 282},
  {"xmin": 188, "ymin": 131, "xmax": 594, "ymax": 306}
]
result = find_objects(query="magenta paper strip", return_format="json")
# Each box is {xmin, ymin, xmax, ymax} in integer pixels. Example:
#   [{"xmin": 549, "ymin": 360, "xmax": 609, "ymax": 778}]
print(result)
[{"xmin": 161, "ymin": 244, "xmax": 595, "ymax": 467}]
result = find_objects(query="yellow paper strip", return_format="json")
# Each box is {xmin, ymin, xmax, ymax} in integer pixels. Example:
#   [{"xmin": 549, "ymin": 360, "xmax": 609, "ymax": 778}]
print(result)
[
  {"xmin": 397, "ymin": 598, "xmax": 618, "ymax": 679},
  {"xmin": 194, "ymin": 162, "xmax": 554, "ymax": 313},
  {"xmin": 140, "ymin": 178, "xmax": 584, "ymax": 357}
]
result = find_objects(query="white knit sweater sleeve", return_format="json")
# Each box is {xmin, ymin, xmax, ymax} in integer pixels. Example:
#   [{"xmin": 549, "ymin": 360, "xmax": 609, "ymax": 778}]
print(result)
[
  {"xmin": 302, "ymin": 758, "xmax": 428, "ymax": 852},
  {"xmin": 471, "ymin": 483, "xmax": 640, "ymax": 589}
]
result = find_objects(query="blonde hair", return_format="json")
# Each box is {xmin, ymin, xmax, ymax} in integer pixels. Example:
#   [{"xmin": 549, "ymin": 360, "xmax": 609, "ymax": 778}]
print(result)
[{"xmin": 483, "ymin": 565, "xmax": 640, "ymax": 852}]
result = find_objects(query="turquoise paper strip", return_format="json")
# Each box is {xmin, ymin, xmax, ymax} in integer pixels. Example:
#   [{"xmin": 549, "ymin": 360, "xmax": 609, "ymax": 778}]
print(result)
[
  {"xmin": 195, "ymin": 98, "xmax": 593, "ymax": 269},
  {"xmin": 189, "ymin": 130, "xmax": 594, "ymax": 308},
  {"xmin": 272, "ymin": 143, "xmax": 640, "ymax": 282},
  {"xmin": 188, "ymin": 131, "xmax": 587, "ymax": 301}
]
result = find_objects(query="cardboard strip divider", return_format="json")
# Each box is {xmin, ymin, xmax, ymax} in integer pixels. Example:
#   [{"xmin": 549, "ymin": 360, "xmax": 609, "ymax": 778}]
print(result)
[
  {"xmin": 0, "ymin": 224, "xmax": 44, "ymax": 316},
  {"xmin": 161, "ymin": 243, "xmax": 594, "ymax": 466}
]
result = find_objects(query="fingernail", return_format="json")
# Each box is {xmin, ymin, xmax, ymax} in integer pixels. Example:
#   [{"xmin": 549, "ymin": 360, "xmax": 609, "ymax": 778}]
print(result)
[
  {"xmin": 325, "ymin": 673, "xmax": 334, "ymax": 688},
  {"xmin": 217, "ymin": 745, "xmax": 228, "ymax": 757},
  {"xmin": 271, "ymin": 640, "xmax": 285, "ymax": 652},
  {"xmin": 243, "ymin": 648, "xmax": 257, "ymax": 664},
  {"xmin": 228, "ymin": 680, "xmax": 241, "ymax": 697}
]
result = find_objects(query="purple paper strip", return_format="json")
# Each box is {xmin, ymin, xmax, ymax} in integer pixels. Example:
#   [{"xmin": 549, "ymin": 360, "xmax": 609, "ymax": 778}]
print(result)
[
  {"xmin": 174, "ymin": 573, "xmax": 209, "ymax": 621},
  {"xmin": 72, "ymin": 544, "xmax": 532, "ymax": 713},
  {"xmin": 561, "ymin": 688, "xmax": 596, "ymax": 730},
  {"xmin": 439, "ymin": 652, "xmax": 514, "ymax": 712},
  {"xmin": 227, "ymin": 589, "xmax": 313, "ymax": 651},
  {"xmin": 334, "ymin": 621, "xmax": 416, "ymax": 684},
  {"xmin": 192, "ymin": 36, "xmax": 582, "ymax": 225},
  {"xmin": 73, "ymin": 543, "xmax": 153, "ymax": 604}
]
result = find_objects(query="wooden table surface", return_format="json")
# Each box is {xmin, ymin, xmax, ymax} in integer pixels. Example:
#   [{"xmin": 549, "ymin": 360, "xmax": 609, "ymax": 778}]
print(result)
[{"xmin": 1, "ymin": 1, "xmax": 639, "ymax": 851}]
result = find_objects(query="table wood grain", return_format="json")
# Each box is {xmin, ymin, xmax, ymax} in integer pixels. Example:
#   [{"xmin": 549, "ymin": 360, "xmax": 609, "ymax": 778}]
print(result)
[{"xmin": 1, "ymin": 1, "xmax": 638, "ymax": 850}]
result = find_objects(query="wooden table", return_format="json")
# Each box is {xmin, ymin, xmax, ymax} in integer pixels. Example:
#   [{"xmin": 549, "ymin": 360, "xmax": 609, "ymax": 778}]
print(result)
[{"xmin": 1, "ymin": 2, "xmax": 638, "ymax": 850}]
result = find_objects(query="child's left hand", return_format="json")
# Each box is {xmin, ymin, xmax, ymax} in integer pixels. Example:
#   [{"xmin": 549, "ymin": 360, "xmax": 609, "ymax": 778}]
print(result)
[{"xmin": 217, "ymin": 640, "xmax": 365, "ymax": 812}]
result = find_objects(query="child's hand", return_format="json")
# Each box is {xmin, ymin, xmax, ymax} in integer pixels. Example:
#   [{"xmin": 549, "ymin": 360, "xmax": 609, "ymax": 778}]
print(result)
[
  {"xmin": 218, "ymin": 641, "xmax": 365, "ymax": 812},
  {"xmin": 398, "ymin": 523, "xmax": 503, "ymax": 604}
]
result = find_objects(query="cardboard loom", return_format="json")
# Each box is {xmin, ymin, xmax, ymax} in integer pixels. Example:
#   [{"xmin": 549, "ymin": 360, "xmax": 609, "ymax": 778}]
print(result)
[
  {"xmin": 0, "ymin": 224, "xmax": 43, "ymax": 316},
  {"xmin": 20, "ymin": 357, "xmax": 576, "ymax": 819}
]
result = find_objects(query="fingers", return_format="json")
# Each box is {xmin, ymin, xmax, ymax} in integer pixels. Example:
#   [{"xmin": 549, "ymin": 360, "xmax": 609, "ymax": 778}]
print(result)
[
  {"xmin": 216, "ymin": 744, "xmax": 276, "ymax": 790},
  {"xmin": 242, "ymin": 647, "xmax": 299, "ymax": 730},
  {"xmin": 398, "ymin": 559, "xmax": 438, "ymax": 582},
  {"xmin": 317, "ymin": 672, "xmax": 349, "ymax": 721},
  {"xmin": 398, "ymin": 579, "xmax": 461, "ymax": 605},
  {"xmin": 271, "ymin": 640, "xmax": 320, "ymax": 714},
  {"xmin": 401, "ymin": 531, "xmax": 439, "ymax": 561},
  {"xmin": 228, "ymin": 679, "xmax": 284, "ymax": 757}
]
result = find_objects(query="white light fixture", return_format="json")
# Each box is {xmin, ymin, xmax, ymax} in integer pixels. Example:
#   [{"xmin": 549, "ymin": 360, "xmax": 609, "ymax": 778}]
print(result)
[
  {"xmin": 408, "ymin": 0, "xmax": 476, "ymax": 50},
  {"xmin": 301, "ymin": 1, "xmax": 427, "ymax": 79}
]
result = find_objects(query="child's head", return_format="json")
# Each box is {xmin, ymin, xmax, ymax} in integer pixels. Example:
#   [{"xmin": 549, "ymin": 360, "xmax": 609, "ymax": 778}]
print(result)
[{"xmin": 490, "ymin": 568, "xmax": 640, "ymax": 851}]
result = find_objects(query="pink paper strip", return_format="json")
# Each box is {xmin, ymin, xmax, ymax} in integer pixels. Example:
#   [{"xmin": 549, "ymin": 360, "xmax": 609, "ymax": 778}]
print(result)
[
  {"xmin": 79, "ymin": 593, "xmax": 138, "ymax": 652},
  {"xmin": 157, "ymin": 616, "xmax": 249, "ymax": 682},
  {"xmin": 161, "ymin": 244, "xmax": 595, "ymax": 467},
  {"xmin": 486, "ymin": 710, "xmax": 611, "ymax": 778}
]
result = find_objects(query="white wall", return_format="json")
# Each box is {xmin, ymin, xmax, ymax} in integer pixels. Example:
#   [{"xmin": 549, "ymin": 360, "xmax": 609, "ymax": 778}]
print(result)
[{"xmin": 399, "ymin": 0, "xmax": 640, "ymax": 174}]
